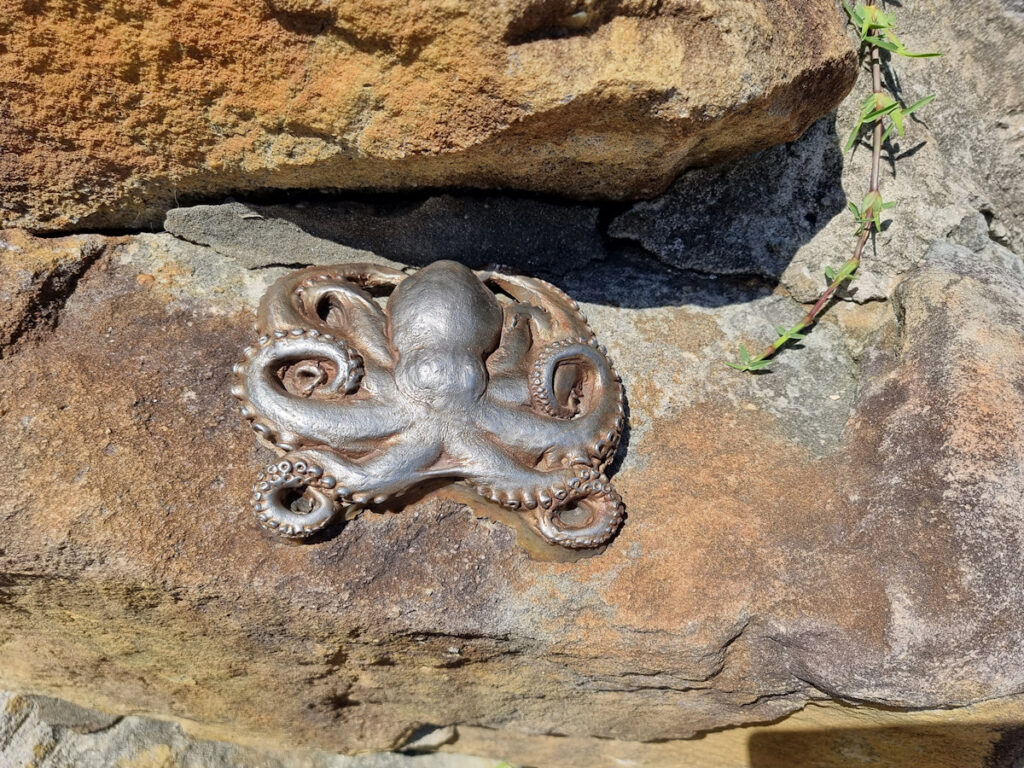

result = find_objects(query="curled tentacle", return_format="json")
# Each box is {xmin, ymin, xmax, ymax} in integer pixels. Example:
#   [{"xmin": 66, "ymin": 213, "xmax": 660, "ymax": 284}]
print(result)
[
  {"xmin": 478, "ymin": 335, "xmax": 623, "ymax": 468},
  {"xmin": 535, "ymin": 336, "xmax": 624, "ymax": 468},
  {"xmin": 252, "ymin": 457, "xmax": 339, "ymax": 538},
  {"xmin": 232, "ymin": 328, "xmax": 406, "ymax": 451},
  {"xmin": 477, "ymin": 270, "xmax": 593, "ymax": 340},
  {"xmin": 531, "ymin": 481, "xmax": 624, "ymax": 549},
  {"xmin": 257, "ymin": 264, "xmax": 406, "ymax": 379},
  {"xmin": 469, "ymin": 462, "xmax": 623, "ymax": 549}
]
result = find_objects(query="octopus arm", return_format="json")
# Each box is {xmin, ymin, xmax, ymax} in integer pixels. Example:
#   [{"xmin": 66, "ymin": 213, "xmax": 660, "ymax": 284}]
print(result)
[
  {"xmin": 257, "ymin": 265, "xmax": 403, "ymax": 370},
  {"xmin": 234, "ymin": 332, "xmax": 408, "ymax": 449},
  {"xmin": 285, "ymin": 441, "xmax": 447, "ymax": 505},
  {"xmin": 477, "ymin": 271, "xmax": 593, "ymax": 340},
  {"xmin": 456, "ymin": 435, "xmax": 623, "ymax": 549},
  {"xmin": 477, "ymin": 339, "xmax": 624, "ymax": 467},
  {"xmin": 474, "ymin": 395, "xmax": 620, "ymax": 468}
]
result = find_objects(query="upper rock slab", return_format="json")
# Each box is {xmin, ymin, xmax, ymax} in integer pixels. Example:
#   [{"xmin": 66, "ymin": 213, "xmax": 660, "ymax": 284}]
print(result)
[{"xmin": 1, "ymin": 0, "xmax": 855, "ymax": 231}]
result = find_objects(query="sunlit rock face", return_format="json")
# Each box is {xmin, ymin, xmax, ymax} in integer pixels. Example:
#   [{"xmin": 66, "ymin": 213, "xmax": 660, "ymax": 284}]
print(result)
[
  {"xmin": 0, "ymin": 0, "xmax": 854, "ymax": 230},
  {"xmin": 1, "ymin": 1, "xmax": 1023, "ymax": 766}
]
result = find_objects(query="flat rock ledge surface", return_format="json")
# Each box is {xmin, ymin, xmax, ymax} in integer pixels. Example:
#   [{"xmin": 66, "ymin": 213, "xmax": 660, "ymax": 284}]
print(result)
[
  {"xmin": 0, "ymin": 0, "xmax": 854, "ymax": 230},
  {"xmin": 0, "ymin": 217, "xmax": 1023, "ymax": 768}
]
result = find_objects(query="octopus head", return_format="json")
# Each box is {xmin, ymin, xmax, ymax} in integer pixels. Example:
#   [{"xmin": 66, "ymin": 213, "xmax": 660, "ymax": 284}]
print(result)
[{"xmin": 389, "ymin": 261, "xmax": 503, "ymax": 405}]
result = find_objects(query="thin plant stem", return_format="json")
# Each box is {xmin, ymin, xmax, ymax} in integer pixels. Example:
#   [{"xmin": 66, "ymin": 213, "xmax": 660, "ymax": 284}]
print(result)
[{"xmin": 729, "ymin": 11, "xmax": 887, "ymax": 372}]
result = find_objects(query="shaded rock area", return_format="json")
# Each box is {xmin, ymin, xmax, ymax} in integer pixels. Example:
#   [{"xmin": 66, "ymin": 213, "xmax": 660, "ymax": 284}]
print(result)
[
  {"xmin": 0, "ymin": 0, "xmax": 855, "ymax": 230},
  {"xmin": 164, "ymin": 196, "xmax": 607, "ymax": 278}
]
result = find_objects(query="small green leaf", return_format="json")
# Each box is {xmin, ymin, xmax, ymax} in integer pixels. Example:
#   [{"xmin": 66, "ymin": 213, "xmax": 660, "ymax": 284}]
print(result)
[
  {"xmin": 739, "ymin": 344, "xmax": 751, "ymax": 365},
  {"xmin": 789, "ymin": 332, "xmax": 807, "ymax": 340},
  {"xmin": 871, "ymin": 36, "xmax": 903, "ymax": 54},
  {"xmin": 847, "ymin": 201, "xmax": 861, "ymax": 217},
  {"xmin": 748, "ymin": 359, "xmax": 773, "ymax": 371},
  {"xmin": 898, "ymin": 49, "xmax": 943, "ymax": 58},
  {"xmin": 845, "ymin": 124, "xmax": 864, "ymax": 151},
  {"xmin": 891, "ymin": 106, "xmax": 905, "ymax": 136},
  {"xmin": 904, "ymin": 94, "xmax": 937, "ymax": 115},
  {"xmin": 862, "ymin": 190, "xmax": 883, "ymax": 213},
  {"xmin": 725, "ymin": 361, "xmax": 748, "ymax": 371},
  {"xmin": 825, "ymin": 266, "xmax": 837, "ymax": 281},
  {"xmin": 776, "ymin": 325, "xmax": 788, "ymax": 337}
]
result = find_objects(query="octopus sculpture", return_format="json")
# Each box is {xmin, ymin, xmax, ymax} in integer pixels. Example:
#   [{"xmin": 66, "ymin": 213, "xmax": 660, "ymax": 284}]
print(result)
[{"xmin": 231, "ymin": 260, "xmax": 626, "ymax": 549}]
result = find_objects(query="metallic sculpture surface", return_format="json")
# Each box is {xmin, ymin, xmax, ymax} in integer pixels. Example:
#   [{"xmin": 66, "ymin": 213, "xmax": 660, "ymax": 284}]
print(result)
[{"xmin": 231, "ymin": 260, "xmax": 625, "ymax": 549}]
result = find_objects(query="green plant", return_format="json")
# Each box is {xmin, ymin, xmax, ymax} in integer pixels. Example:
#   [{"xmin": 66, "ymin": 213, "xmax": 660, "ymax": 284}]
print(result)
[{"xmin": 727, "ymin": 3, "xmax": 940, "ymax": 373}]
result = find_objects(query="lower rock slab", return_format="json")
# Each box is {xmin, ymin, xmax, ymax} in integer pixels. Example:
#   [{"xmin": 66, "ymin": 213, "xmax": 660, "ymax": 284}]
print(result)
[{"xmin": 1, "ymin": 228, "xmax": 1023, "ymax": 762}]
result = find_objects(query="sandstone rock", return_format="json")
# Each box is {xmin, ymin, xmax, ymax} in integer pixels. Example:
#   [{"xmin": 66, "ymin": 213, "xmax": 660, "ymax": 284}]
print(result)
[
  {"xmin": 610, "ymin": 0, "xmax": 1024, "ymax": 302},
  {"xmin": 7, "ymin": 687, "xmax": 1024, "ymax": 768},
  {"xmin": 0, "ymin": 229, "xmax": 103, "ymax": 357},
  {"xmin": 0, "ymin": 0, "xmax": 856, "ymax": 231},
  {"xmin": 1, "ymin": 220, "xmax": 1023, "ymax": 768}
]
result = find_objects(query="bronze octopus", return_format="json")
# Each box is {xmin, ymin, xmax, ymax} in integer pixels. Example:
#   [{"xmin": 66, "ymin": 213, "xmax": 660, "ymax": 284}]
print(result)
[{"xmin": 231, "ymin": 260, "xmax": 625, "ymax": 549}]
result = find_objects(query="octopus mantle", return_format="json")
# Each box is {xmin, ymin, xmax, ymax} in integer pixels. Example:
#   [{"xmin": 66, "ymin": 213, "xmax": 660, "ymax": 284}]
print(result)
[{"xmin": 231, "ymin": 260, "xmax": 625, "ymax": 549}]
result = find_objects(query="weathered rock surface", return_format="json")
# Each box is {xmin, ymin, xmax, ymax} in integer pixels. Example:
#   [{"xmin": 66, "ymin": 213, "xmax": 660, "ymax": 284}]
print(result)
[
  {"xmin": 0, "ymin": 230, "xmax": 103, "ymax": 356},
  {"xmin": 0, "ymin": 691, "xmax": 494, "ymax": 768},
  {"xmin": 1, "ymin": 212, "xmax": 1023, "ymax": 767},
  {"xmin": 6, "ymin": 687, "xmax": 1024, "ymax": 768},
  {"xmin": 611, "ymin": 0, "xmax": 1024, "ymax": 302},
  {"xmin": 2, "ymin": 3, "xmax": 1023, "ymax": 766},
  {"xmin": 0, "ymin": 0, "xmax": 855, "ymax": 230}
]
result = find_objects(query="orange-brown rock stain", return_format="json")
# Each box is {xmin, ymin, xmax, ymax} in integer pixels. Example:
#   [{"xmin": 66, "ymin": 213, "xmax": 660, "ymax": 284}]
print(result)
[{"xmin": 0, "ymin": 0, "xmax": 856, "ymax": 229}]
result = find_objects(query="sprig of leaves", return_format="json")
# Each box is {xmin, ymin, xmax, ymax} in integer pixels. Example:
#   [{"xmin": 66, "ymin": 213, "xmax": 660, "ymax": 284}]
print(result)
[
  {"xmin": 844, "ymin": 92, "xmax": 936, "ymax": 150},
  {"xmin": 726, "ymin": 3, "xmax": 938, "ymax": 374},
  {"xmin": 843, "ymin": 3, "xmax": 942, "ymax": 57},
  {"xmin": 848, "ymin": 191, "xmax": 897, "ymax": 234},
  {"xmin": 726, "ymin": 343, "xmax": 772, "ymax": 372},
  {"xmin": 726, "ymin": 260, "xmax": 859, "ymax": 373}
]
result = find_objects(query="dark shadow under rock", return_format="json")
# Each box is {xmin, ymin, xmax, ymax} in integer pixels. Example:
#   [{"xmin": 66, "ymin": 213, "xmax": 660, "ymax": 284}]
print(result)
[
  {"xmin": 608, "ymin": 116, "xmax": 847, "ymax": 281},
  {"xmin": 165, "ymin": 193, "xmax": 607, "ymax": 281}
]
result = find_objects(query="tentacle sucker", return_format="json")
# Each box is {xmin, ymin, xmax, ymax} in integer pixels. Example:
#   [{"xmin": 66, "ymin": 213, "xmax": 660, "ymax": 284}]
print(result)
[
  {"xmin": 468, "ymin": 462, "xmax": 624, "ymax": 548},
  {"xmin": 230, "ymin": 328, "xmax": 409, "ymax": 451}
]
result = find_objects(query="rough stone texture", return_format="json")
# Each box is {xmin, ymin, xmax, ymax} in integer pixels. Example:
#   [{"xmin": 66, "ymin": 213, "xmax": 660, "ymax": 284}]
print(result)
[
  {"xmin": 0, "ymin": 211, "xmax": 1022, "ymax": 767},
  {"xmin": 0, "ymin": 0, "xmax": 856, "ymax": 230},
  {"xmin": 0, "ymin": 691, "xmax": 494, "ymax": 768},
  {"xmin": 610, "ymin": 0, "xmax": 1024, "ymax": 302},
  {"xmin": 0, "ymin": 230, "xmax": 103, "ymax": 357},
  {"xmin": 6, "ymin": 688, "xmax": 1024, "ymax": 768},
  {"xmin": 1, "ymin": 2, "xmax": 1022, "ymax": 765}
]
